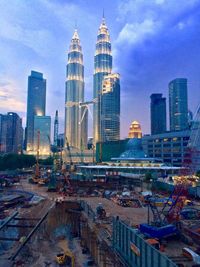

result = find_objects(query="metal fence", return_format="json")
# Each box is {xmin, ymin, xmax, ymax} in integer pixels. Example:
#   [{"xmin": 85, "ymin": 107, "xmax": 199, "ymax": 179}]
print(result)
[
  {"xmin": 113, "ymin": 217, "xmax": 177, "ymax": 267},
  {"xmin": 79, "ymin": 200, "xmax": 96, "ymax": 221}
]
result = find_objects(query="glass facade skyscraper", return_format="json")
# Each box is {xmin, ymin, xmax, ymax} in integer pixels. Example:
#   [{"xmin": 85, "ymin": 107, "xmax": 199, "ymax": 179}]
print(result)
[
  {"xmin": 93, "ymin": 17, "xmax": 112, "ymax": 144},
  {"xmin": 34, "ymin": 116, "xmax": 51, "ymax": 156},
  {"xmin": 101, "ymin": 74, "xmax": 120, "ymax": 142},
  {"xmin": 26, "ymin": 71, "xmax": 46, "ymax": 152},
  {"xmin": 65, "ymin": 30, "xmax": 88, "ymax": 149},
  {"xmin": 150, "ymin": 93, "xmax": 166, "ymax": 134},
  {"xmin": 169, "ymin": 78, "xmax": 188, "ymax": 131}
]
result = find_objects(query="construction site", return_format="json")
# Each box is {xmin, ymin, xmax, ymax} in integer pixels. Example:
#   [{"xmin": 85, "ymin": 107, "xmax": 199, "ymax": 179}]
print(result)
[{"xmin": 0, "ymin": 109, "xmax": 200, "ymax": 267}]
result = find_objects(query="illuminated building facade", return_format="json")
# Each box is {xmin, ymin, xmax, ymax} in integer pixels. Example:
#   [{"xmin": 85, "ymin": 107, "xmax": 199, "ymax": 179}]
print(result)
[
  {"xmin": 34, "ymin": 116, "xmax": 51, "ymax": 156},
  {"xmin": 169, "ymin": 78, "xmax": 188, "ymax": 131},
  {"xmin": 150, "ymin": 94, "xmax": 166, "ymax": 134},
  {"xmin": 65, "ymin": 30, "xmax": 88, "ymax": 149},
  {"xmin": 93, "ymin": 16, "xmax": 112, "ymax": 145},
  {"xmin": 142, "ymin": 130, "xmax": 190, "ymax": 166},
  {"xmin": 128, "ymin": 121, "xmax": 142, "ymax": 139},
  {"xmin": 26, "ymin": 71, "xmax": 46, "ymax": 152},
  {"xmin": 101, "ymin": 73, "xmax": 120, "ymax": 142}
]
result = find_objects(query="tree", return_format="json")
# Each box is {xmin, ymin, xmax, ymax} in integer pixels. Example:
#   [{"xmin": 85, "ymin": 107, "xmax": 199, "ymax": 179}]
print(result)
[{"xmin": 0, "ymin": 153, "xmax": 36, "ymax": 170}]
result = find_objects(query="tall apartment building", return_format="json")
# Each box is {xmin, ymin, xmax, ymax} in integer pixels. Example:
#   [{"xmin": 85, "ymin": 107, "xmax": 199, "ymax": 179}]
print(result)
[{"xmin": 0, "ymin": 112, "xmax": 23, "ymax": 153}]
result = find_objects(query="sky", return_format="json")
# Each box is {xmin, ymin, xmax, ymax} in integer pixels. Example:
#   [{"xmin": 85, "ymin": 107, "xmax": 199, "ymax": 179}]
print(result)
[{"xmin": 0, "ymin": 0, "xmax": 200, "ymax": 139}]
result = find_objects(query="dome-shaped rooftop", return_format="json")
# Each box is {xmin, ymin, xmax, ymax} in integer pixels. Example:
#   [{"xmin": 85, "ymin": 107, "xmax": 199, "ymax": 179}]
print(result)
[{"xmin": 120, "ymin": 138, "xmax": 145, "ymax": 158}]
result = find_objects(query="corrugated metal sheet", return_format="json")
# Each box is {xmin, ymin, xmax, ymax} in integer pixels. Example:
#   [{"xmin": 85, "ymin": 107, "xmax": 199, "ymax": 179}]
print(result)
[{"xmin": 113, "ymin": 218, "xmax": 177, "ymax": 267}]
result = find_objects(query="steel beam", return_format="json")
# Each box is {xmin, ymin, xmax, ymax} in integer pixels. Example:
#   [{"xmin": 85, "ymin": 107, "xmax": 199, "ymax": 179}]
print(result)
[
  {"xmin": 0, "ymin": 237, "xmax": 20, "ymax": 241},
  {"xmin": 0, "ymin": 211, "xmax": 18, "ymax": 231},
  {"xmin": 10, "ymin": 203, "xmax": 54, "ymax": 261},
  {"xmin": 6, "ymin": 224, "xmax": 35, "ymax": 228}
]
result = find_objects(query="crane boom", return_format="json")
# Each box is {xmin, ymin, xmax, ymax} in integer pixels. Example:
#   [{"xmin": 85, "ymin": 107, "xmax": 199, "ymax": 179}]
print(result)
[
  {"xmin": 181, "ymin": 105, "xmax": 200, "ymax": 175},
  {"xmin": 65, "ymin": 137, "xmax": 73, "ymax": 167},
  {"xmin": 35, "ymin": 130, "xmax": 40, "ymax": 179}
]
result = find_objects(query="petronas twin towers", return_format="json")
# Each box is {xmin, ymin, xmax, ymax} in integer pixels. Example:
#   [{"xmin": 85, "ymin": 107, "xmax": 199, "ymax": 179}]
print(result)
[{"xmin": 65, "ymin": 16, "xmax": 120, "ymax": 149}]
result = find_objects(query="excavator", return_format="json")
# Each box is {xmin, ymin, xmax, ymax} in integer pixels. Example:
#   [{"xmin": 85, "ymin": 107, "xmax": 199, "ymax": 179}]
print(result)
[
  {"xmin": 56, "ymin": 137, "xmax": 75, "ymax": 195},
  {"xmin": 32, "ymin": 130, "xmax": 41, "ymax": 183},
  {"xmin": 31, "ymin": 131, "xmax": 49, "ymax": 185},
  {"xmin": 65, "ymin": 137, "xmax": 75, "ymax": 172},
  {"xmin": 56, "ymin": 249, "xmax": 75, "ymax": 266}
]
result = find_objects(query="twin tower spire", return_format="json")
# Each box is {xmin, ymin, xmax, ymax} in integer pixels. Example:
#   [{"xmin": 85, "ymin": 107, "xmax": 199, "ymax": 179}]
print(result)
[{"xmin": 65, "ymin": 16, "xmax": 120, "ymax": 149}]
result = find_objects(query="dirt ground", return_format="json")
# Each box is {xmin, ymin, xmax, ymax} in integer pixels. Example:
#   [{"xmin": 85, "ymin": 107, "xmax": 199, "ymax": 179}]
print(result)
[{"xmin": 12, "ymin": 177, "xmax": 199, "ymax": 267}]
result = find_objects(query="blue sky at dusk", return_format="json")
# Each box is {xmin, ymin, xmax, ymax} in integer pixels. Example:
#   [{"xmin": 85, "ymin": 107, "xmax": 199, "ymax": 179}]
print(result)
[{"xmin": 0, "ymin": 0, "xmax": 200, "ymax": 138}]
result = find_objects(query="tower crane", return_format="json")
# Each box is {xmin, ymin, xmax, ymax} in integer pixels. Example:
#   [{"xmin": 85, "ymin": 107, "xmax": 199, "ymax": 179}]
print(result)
[
  {"xmin": 160, "ymin": 105, "xmax": 200, "ymax": 224},
  {"xmin": 184, "ymin": 104, "xmax": 200, "ymax": 174},
  {"xmin": 57, "ymin": 137, "xmax": 74, "ymax": 195},
  {"xmin": 65, "ymin": 136, "xmax": 74, "ymax": 171},
  {"xmin": 141, "ymin": 106, "xmax": 200, "ymax": 238},
  {"xmin": 32, "ymin": 130, "xmax": 40, "ymax": 183}
]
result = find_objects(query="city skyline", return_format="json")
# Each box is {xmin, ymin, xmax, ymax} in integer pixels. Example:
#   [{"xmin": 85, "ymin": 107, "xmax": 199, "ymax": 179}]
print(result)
[{"xmin": 0, "ymin": 0, "xmax": 200, "ymax": 137}]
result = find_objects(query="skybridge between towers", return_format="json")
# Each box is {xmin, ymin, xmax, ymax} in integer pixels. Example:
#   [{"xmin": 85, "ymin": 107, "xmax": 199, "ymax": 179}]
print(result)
[{"xmin": 78, "ymin": 98, "xmax": 97, "ymax": 124}]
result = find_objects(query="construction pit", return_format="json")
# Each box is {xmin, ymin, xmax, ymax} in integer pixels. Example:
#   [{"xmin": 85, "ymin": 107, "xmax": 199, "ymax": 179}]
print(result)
[
  {"xmin": 0, "ymin": 198, "xmax": 95, "ymax": 267},
  {"xmin": 0, "ymin": 178, "xmax": 200, "ymax": 267}
]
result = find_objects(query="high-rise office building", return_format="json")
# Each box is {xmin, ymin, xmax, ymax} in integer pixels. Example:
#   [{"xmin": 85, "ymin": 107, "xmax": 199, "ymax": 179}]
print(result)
[
  {"xmin": 0, "ymin": 112, "xmax": 23, "ymax": 153},
  {"xmin": 150, "ymin": 94, "xmax": 166, "ymax": 134},
  {"xmin": 101, "ymin": 73, "xmax": 120, "ymax": 142},
  {"xmin": 93, "ymin": 16, "xmax": 112, "ymax": 145},
  {"xmin": 26, "ymin": 71, "xmax": 46, "ymax": 152},
  {"xmin": 34, "ymin": 116, "xmax": 51, "ymax": 156},
  {"xmin": 169, "ymin": 78, "xmax": 188, "ymax": 131},
  {"xmin": 53, "ymin": 110, "xmax": 59, "ymax": 146},
  {"xmin": 65, "ymin": 29, "xmax": 88, "ymax": 149}
]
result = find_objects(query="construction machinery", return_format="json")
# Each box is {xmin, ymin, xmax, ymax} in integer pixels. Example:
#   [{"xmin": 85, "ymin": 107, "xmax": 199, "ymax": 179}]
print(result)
[
  {"xmin": 96, "ymin": 203, "xmax": 106, "ymax": 219},
  {"xmin": 184, "ymin": 104, "xmax": 200, "ymax": 175},
  {"xmin": 140, "ymin": 105, "xmax": 200, "ymax": 239},
  {"xmin": 31, "ymin": 130, "xmax": 40, "ymax": 183},
  {"xmin": 59, "ymin": 137, "xmax": 76, "ymax": 194},
  {"xmin": 47, "ymin": 157, "xmax": 57, "ymax": 192},
  {"xmin": 60, "ymin": 173, "xmax": 74, "ymax": 195},
  {"xmin": 56, "ymin": 249, "xmax": 75, "ymax": 266},
  {"xmin": 140, "ymin": 179, "xmax": 190, "ymax": 239},
  {"xmin": 65, "ymin": 137, "xmax": 75, "ymax": 172}
]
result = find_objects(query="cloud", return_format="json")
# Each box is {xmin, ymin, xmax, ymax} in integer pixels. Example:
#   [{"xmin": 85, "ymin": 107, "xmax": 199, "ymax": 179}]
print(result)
[
  {"xmin": 114, "ymin": 0, "xmax": 200, "ymax": 135},
  {"xmin": 0, "ymin": 77, "xmax": 26, "ymax": 114},
  {"xmin": 116, "ymin": 19, "xmax": 156, "ymax": 45},
  {"xmin": 116, "ymin": 0, "xmax": 199, "ymax": 47},
  {"xmin": 0, "ymin": 10, "xmax": 56, "ymax": 58},
  {"xmin": 0, "ymin": 0, "xmax": 200, "ymax": 137}
]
